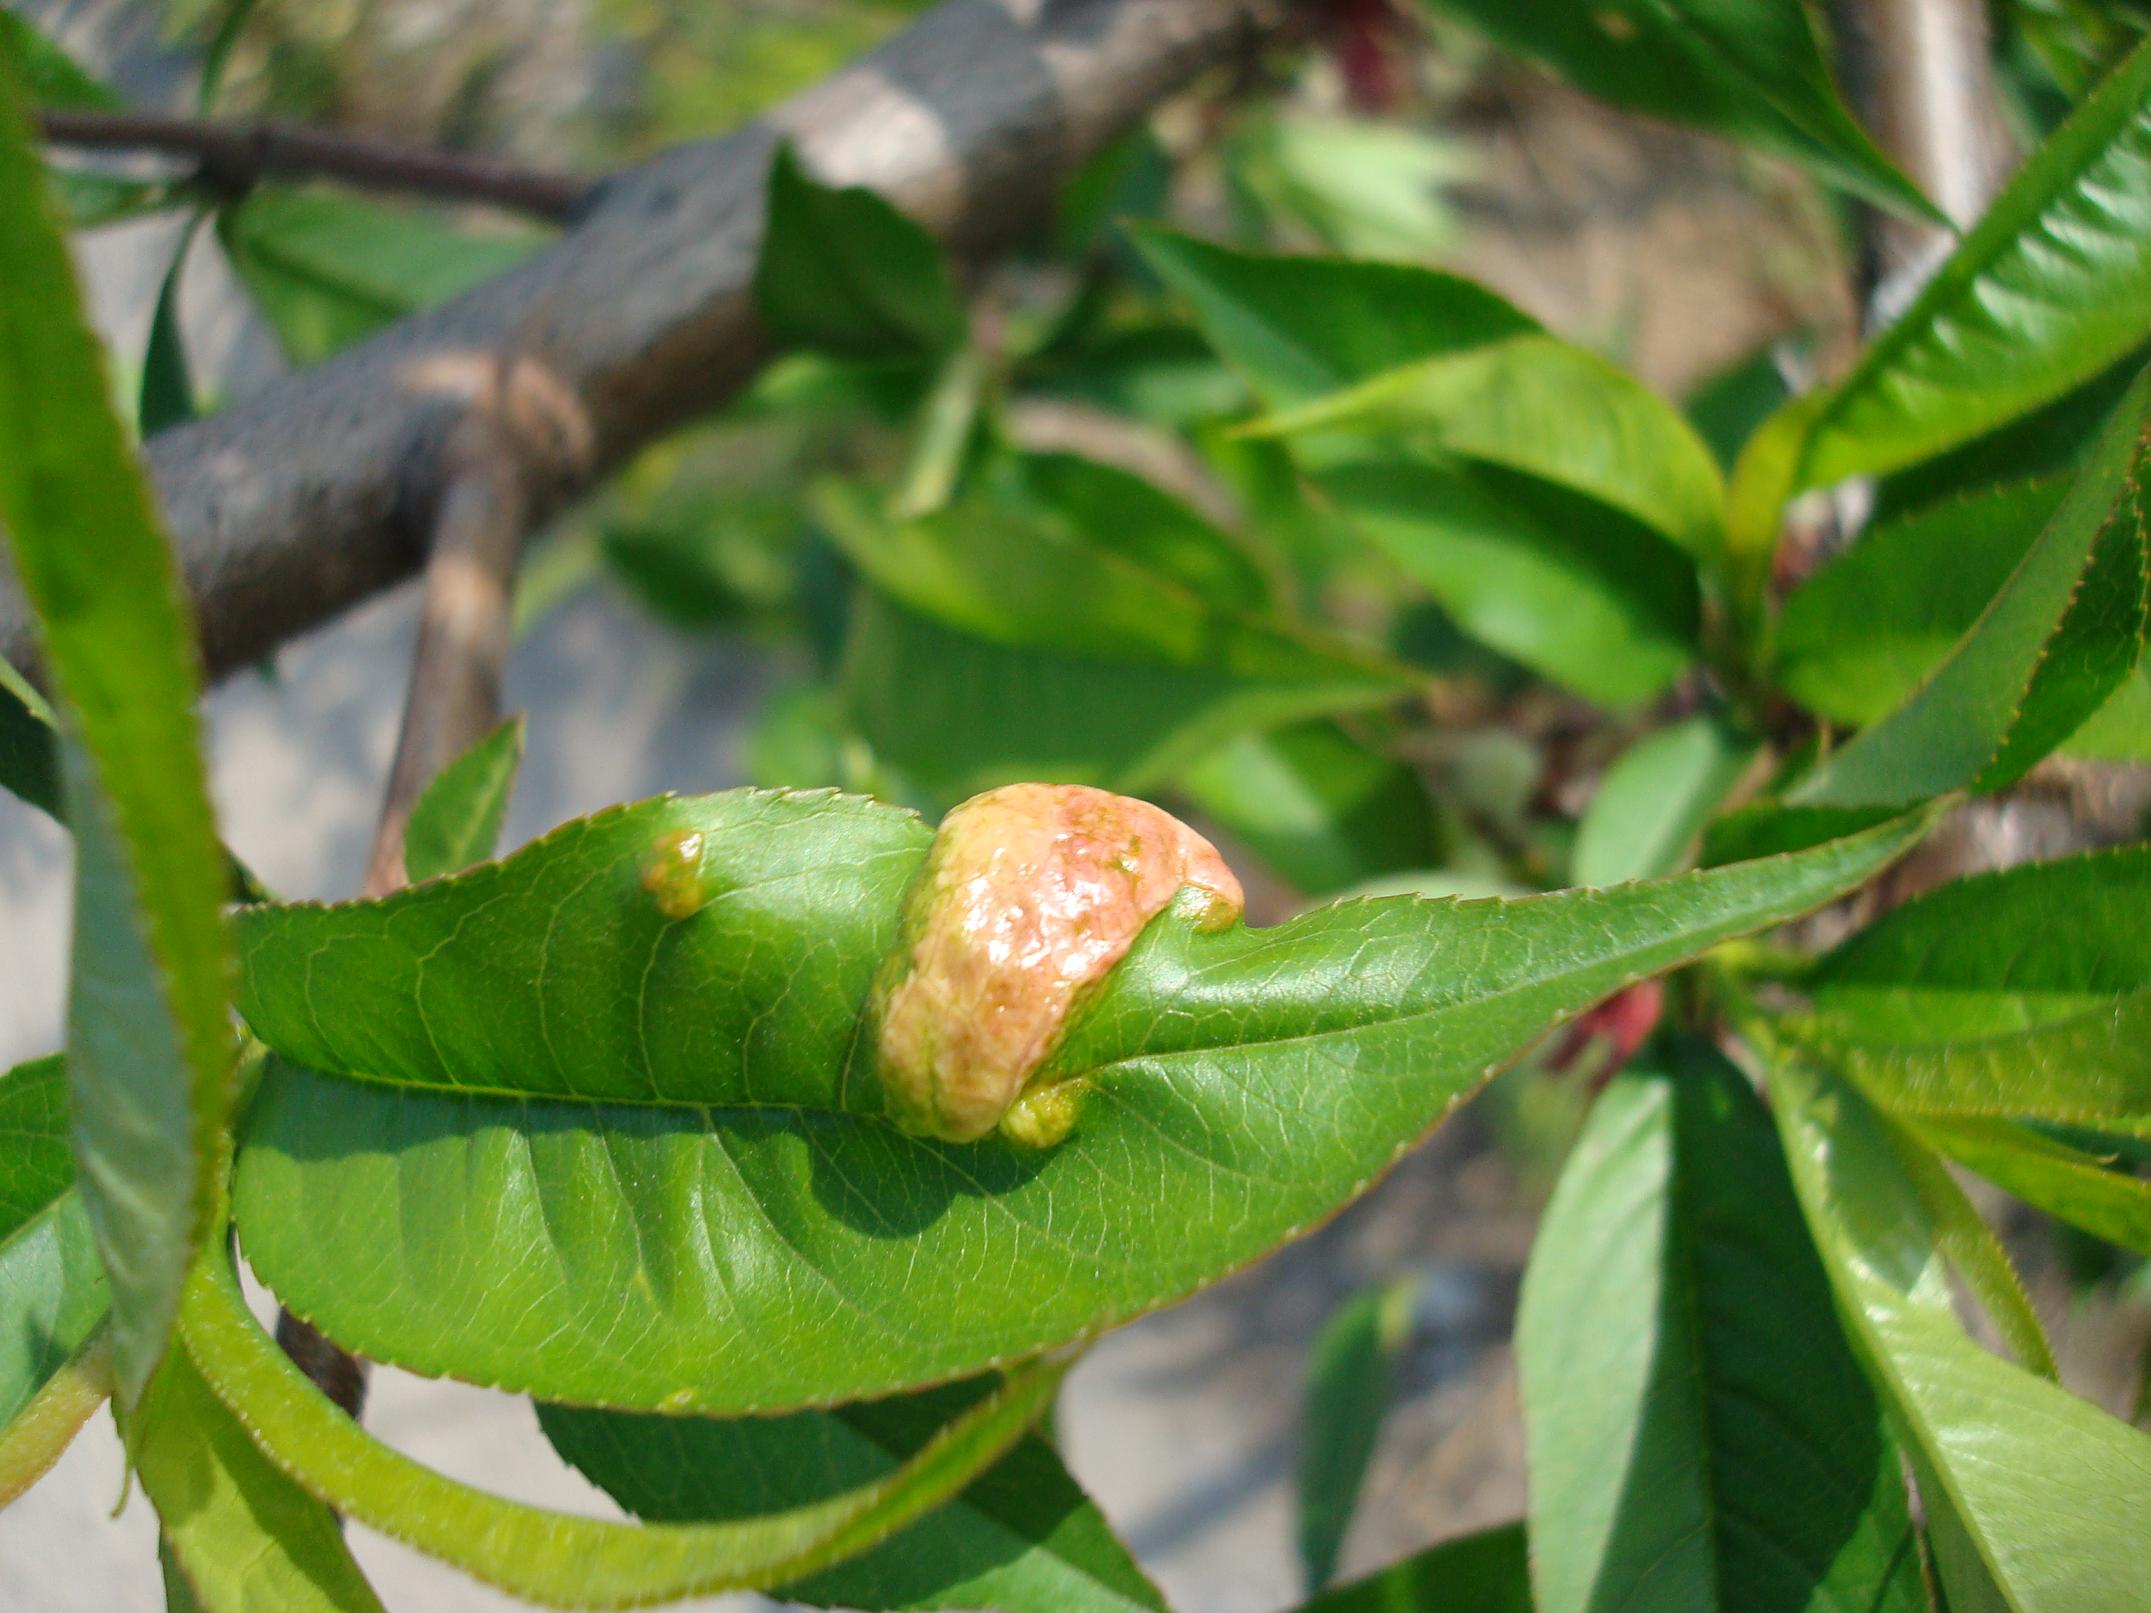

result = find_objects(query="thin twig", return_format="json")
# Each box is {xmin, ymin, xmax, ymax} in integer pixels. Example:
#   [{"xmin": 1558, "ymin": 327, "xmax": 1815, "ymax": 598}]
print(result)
[
  {"xmin": 38, "ymin": 108, "xmax": 589, "ymax": 221},
  {"xmin": 273, "ymin": 399, "xmax": 545, "ymax": 1417}
]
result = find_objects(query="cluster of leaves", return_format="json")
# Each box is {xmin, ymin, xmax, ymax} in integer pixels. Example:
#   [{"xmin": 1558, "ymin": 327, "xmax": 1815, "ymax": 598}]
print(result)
[{"xmin": 4, "ymin": 2, "xmax": 2151, "ymax": 1611}]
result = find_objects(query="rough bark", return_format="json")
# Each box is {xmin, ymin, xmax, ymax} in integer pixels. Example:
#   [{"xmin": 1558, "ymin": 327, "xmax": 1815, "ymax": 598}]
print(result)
[{"xmin": 0, "ymin": 0, "xmax": 1291, "ymax": 681}]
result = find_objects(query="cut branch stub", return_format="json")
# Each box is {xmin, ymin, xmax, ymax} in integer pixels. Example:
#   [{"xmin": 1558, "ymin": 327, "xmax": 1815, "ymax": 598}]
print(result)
[{"xmin": 873, "ymin": 783, "xmax": 1244, "ymax": 1145}]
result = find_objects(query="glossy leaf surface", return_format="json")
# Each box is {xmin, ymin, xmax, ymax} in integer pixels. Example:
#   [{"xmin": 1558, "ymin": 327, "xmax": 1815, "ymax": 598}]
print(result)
[
  {"xmin": 755, "ymin": 144, "xmax": 965, "ymax": 362},
  {"xmin": 233, "ymin": 793, "xmax": 1928, "ymax": 1412},
  {"xmin": 1787, "ymin": 363, "xmax": 2150, "ymax": 808},
  {"xmin": 0, "ymin": 50, "xmax": 233, "ymax": 1406},
  {"xmin": 1768, "ymin": 1056, "xmax": 2151, "ymax": 1610},
  {"xmin": 1756, "ymin": 38, "xmax": 2151, "ymax": 502},
  {"xmin": 539, "ymin": 1381, "xmax": 1166, "ymax": 1613},
  {"xmin": 402, "ymin": 713, "xmax": 526, "ymax": 884},
  {"xmin": 178, "ymin": 1254, "xmax": 1068, "ymax": 1609},
  {"xmin": 1518, "ymin": 1046, "xmax": 1920, "ymax": 1613}
]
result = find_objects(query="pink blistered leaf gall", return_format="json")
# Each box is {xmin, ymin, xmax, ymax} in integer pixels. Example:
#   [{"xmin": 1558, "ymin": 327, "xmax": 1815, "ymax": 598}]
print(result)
[{"xmin": 874, "ymin": 783, "xmax": 1245, "ymax": 1145}]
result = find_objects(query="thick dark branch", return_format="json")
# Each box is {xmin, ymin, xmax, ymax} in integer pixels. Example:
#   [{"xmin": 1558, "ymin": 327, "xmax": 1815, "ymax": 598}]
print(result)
[
  {"xmin": 0, "ymin": 0, "xmax": 1291, "ymax": 684},
  {"xmin": 38, "ymin": 109, "xmax": 590, "ymax": 220}
]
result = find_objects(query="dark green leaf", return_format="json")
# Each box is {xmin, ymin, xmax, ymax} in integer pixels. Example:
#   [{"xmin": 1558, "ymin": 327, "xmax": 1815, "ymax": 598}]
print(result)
[
  {"xmin": 230, "ymin": 790, "xmax": 1929, "ymax": 1412},
  {"xmin": 1417, "ymin": 0, "xmax": 1933, "ymax": 217},
  {"xmin": 1134, "ymin": 229, "xmax": 1539, "ymax": 410},
  {"xmin": 1741, "ymin": 38, "xmax": 2151, "ymax": 514},
  {"xmin": 539, "ymin": 1382, "xmax": 1167, "ymax": 1613},
  {"xmin": 1766, "ymin": 1053, "xmax": 2151, "ymax": 1608},
  {"xmin": 401, "ymin": 713, "xmax": 525, "ymax": 883},
  {"xmin": 1777, "ymin": 478, "xmax": 2072, "ymax": 726},
  {"xmin": 135, "ymin": 1338, "xmax": 387, "ymax": 1613},
  {"xmin": 1293, "ymin": 1521, "xmax": 1531, "ymax": 1613},
  {"xmin": 754, "ymin": 144, "xmax": 966, "ymax": 362},
  {"xmin": 1001, "ymin": 451, "xmax": 1271, "ymax": 613},
  {"xmin": 0, "ymin": 654, "xmax": 61, "ymax": 820},
  {"xmin": 0, "ymin": 11, "xmax": 120, "ymax": 110},
  {"xmin": 140, "ymin": 215, "xmax": 205, "ymax": 438},
  {"xmin": 0, "ymin": 1056, "xmax": 108, "ymax": 1436},
  {"xmin": 177, "ymin": 1252, "xmax": 1070, "ymax": 1609},
  {"xmin": 1518, "ymin": 1044, "xmax": 1921, "ymax": 1613},
  {"xmin": 1573, "ymin": 715, "xmax": 1759, "ymax": 886},
  {"xmin": 0, "ymin": 45, "xmax": 234, "ymax": 1408},
  {"xmin": 1252, "ymin": 334, "xmax": 1726, "ymax": 562},
  {"xmin": 219, "ymin": 187, "xmax": 542, "ymax": 363},
  {"xmin": 1298, "ymin": 1277, "xmax": 1417, "ymax": 1592},
  {"xmin": 1786, "ymin": 362, "xmax": 2151, "ymax": 807},
  {"xmin": 1179, "ymin": 721, "xmax": 1445, "ymax": 898},
  {"xmin": 1313, "ymin": 457, "xmax": 1700, "ymax": 708},
  {"xmin": 1807, "ymin": 847, "xmax": 2151, "ymax": 1042},
  {"xmin": 826, "ymin": 481, "xmax": 1412, "ymax": 801}
]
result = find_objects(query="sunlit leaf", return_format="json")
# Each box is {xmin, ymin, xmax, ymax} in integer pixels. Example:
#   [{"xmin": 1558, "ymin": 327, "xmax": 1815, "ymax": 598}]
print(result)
[
  {"xmin": 1518, "ymin": 1045, "xmax": 1921, "ymax": 1613},
  {"xmin": 0, "ymin": 45, "xmax": 234, "ymax": 1407},
  {"xmin": 1572, "ymin": 715, "xmax": 1758, "ymax": 886},
  {"xmin": 401, "ymin": 713, "xmax": 525, "ymax": 884},
  {"xmin": 230, "ymin": 791, "xmax": 1929, "ymax": 1412}
]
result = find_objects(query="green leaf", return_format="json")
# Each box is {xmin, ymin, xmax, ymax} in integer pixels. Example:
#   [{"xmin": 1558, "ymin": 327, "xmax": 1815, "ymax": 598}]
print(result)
[
  {"xmin": 1517, "ymin": 1044, "xmax": 1922, "ymax": 1613},
  {"xmin": 0, "ymin": 654, "xmax": 61, "ymax": 820},
  {"xmin": 1750, "ymin": 38, "xmax": 2151, "ymax": 502},
  {"xmin": 1777, "ymin": 478, "xmax": 2073, "ymax": 725},
  {"xmin": 401, "ymin": 713, "xmax": 525, "ymax": 884},
  {"xmin": 1767, "ymin": 1053, "xmax": 2151, "ymax": 1610},
  {"xmin": 1298, "ymin": 1277, "xmax": 1418, "ymax": 1592},
  {"xmin": 1573, "ymin": 715, "xmax": 1759, "ymax": 886},
  {"xmin": 176, "ymin": 1253, "xmax": 1069, "ymax": 1609},
  {"xmin": 1914, "ymin": 1116, "xmax": 2151, "ymax": 1257},
  {"xmin": 1251, "ymin": 334, "xmax": 1727, "ymax": 562},
  {"xmin": 1416, "ymin": 0, "xmax": 1934, "ymax": 218},
  {"xmin": 1807, "ymin": 847, "xmax": 2151, "ymax": 1042},
  {"xmin": 1293, "ymin": 1521, "xmax": 1530, "ymax": 1613},
  {"xmin": 135, "ymin": 1338, "xmax": 387, "ymax": 1613},
  {"xmin": 230, "ymin": 791, "xmax": 1931, "ymax": 1412},
  {"xmin": 0, "ymin": 1333, "xmax": 107, "ymax": 1509},
  {"xmin": 754, "ymin": 144, "xmax": 966, "ymax": 362},
  {"xmin": 1794, "ymin": 991, "xmax": 2151, "ymax": 1131},
  {"xmin": 1872, "ymin": 1111, "xmax": 2058, "ymax": 1377},
  {"xmin": 1133, "ymin": 229, "xmax": 1539, "ymax": 410},
  {"xmin": 1785, "ymin": 362, "xmax": 2151, "ymax": 808},
  {"xmin": 140, "ymin": 215, "xmax": 205, "ymax": 438},
  {"xmin": 538, "ymin": 1383, "xmax": 1168, "ymax": 1613},
  {"xmin": 0, "ymin": 1056, "xmax": 109, "ymax": 1439},
  {"xmin": 827, "ymin": 485, "xmax": 1413, "ymax": 801},
  {"xmin": 1313, "ymin": 457, "xmax": 1700, "ymax": 708},
  {"xmin": 219, "ymin": 187, "xmax": 543, "ymax": 364},
  {"xmin": 1179, "ymin": 721, "xmax": 1446, "ymax": 898},
  {"xmin": 0, "ymin": 45, "xmax": 234, "ymax": 1408},
  {"xmin": 1002, "ymin": 451, "xmax": 1271, "ymax": 613},
  {"xmin": 0, "ymin": 11, "xmax": 120, "ymax": 110}
]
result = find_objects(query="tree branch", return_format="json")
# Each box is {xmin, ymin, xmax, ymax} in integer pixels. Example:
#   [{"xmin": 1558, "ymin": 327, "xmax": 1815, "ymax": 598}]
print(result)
[
  {"xmin": 0, "ymin": 0, "xmax": 1292, "ymax": 684},
  {"xmin": 38, "ymin": 109, "xmax": 591, "ymax": 220}
]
